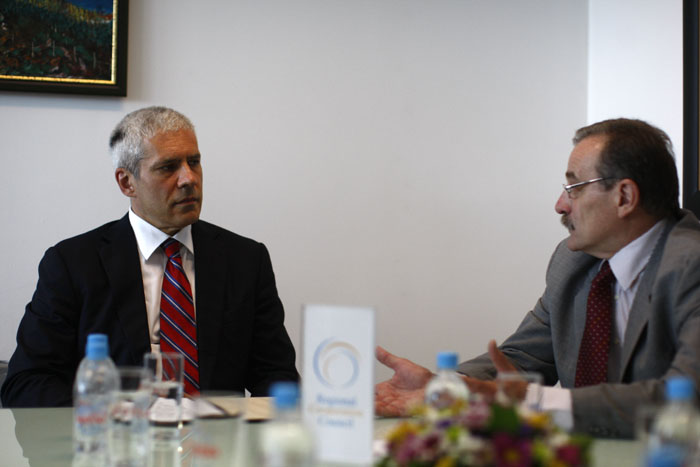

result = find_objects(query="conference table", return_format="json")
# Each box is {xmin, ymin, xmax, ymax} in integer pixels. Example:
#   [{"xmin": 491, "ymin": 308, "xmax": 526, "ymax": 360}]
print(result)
[{"xmin": 0, "ymin": 399, "xmax": 645, "ymax": 466}]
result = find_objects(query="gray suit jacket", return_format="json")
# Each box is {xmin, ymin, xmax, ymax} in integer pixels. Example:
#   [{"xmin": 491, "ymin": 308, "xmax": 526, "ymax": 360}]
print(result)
[{"xmin": 458, "ymin": 210, "xmax": 700, "ymax": 438}]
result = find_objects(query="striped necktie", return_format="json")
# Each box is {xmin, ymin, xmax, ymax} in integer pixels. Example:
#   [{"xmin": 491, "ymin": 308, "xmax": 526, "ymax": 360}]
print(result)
[
  {"xmin": 160, "ymin": 238, "xmax": 200, "ymax": 395},
  {"xmin": 575, "ymin": 261, "xmax": 615, "ymax": 387}
]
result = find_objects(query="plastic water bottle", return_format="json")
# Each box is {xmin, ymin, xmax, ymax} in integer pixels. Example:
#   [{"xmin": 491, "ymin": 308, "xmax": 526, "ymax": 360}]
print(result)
[
  {"xmin": 425, "ymin": 351, "xmax": 469, "ymax": 411},
  {"xmin": 73, "ymin": 333, "xmax": 119, "ymax": 466},
  {"xmin": 646, "ymin": 377, "xmax": 700, "ymax": 467},
  {"xmin": 259, "ymin": 382, "xmax": 315, "ymax": 467}
]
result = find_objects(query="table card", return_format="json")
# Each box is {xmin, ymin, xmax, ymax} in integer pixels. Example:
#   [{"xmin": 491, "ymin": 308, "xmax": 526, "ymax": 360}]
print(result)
[{"xmin": 302, "ymin": 304, "xmax": 375, "ymax": 464}]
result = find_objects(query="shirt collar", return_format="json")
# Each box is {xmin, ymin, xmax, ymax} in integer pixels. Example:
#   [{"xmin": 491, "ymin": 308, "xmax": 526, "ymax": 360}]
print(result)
[
  {"xmin": 128, "ymin": 209, "xmax": 194, "ymax": 260},
  {"xmin": 608, "ymin": 219, "xmax": 667, "ymax": 291}
]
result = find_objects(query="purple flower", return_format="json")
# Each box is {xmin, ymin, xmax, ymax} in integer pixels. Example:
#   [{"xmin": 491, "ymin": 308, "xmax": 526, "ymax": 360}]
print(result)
[
  {"xmin": 556, "ymin": 445, "xmax": 582, "ymax": 465},
  {"xmin": 394, "ymin": 433, "xmax": 420, "ymax": 464},
  {"xmin": 416, "ymin": 432, "xmax": 444, "ymax": 462},
  {"xmin": 437, "ymin": 418, "xmax": 454, "ymax": 429},
  {"xmin": 379, "ymin": 400, "xmax": 592, "ymax": 467},
  {"xmin": 492, "ymin": 433, "xmax": 532, "ymax": 467}
]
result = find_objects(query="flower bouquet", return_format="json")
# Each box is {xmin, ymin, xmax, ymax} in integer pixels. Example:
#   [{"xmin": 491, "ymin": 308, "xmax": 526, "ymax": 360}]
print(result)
[{"xmin": 376, "ymin": 399, "xmax": 591, "ymax": 467}]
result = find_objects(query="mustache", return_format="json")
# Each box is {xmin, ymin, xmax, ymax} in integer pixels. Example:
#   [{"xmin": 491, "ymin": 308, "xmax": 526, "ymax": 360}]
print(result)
[{"xmin": 560, "ymin": 214, "xmax": 574, "ymax": 231}]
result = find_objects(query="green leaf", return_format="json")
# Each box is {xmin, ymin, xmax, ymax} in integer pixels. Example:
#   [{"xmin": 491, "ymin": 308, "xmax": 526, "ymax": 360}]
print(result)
[{"xmin": 487, "ymin": 404, "xmax": 520, "ymax": 434}]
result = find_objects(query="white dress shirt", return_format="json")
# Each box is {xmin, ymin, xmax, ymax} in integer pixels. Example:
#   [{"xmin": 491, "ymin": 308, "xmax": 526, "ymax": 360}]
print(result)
[
  {"xmin": 128, "ymin": 209, "xmax": 196, "ymax": 353},
  {"xmin": 537, "ymin": 219, "xmax": 667, "ymax": 430}
]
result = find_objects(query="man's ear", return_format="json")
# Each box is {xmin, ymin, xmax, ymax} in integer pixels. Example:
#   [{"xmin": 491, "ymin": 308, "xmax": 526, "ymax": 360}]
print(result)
[
  {"xmin": 616, "ymin": 178, "xmax": 640, "ymax": 218},
  {"xmin": 115, "ymin": 168, "xmax": 137, "ymax": 198}
]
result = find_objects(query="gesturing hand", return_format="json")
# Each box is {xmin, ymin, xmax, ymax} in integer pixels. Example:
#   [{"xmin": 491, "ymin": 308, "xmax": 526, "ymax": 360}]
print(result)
[
  {"xmin": 462, "ymin": 340, "xmax": 524, "ymax": 402},
  {"xmin": 374, "ymin": 346, "xmax": 434, "ymax": 416}
]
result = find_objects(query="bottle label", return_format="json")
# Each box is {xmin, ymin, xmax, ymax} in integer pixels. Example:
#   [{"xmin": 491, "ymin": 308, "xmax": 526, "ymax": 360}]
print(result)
[{"xmin": 75, "ymin": 398, "xmax": 110, "ymax": 438}]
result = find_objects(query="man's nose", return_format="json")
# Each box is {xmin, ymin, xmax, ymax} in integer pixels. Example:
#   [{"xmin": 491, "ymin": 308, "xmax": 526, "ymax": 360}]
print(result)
[
  {"xmin": 177, "ymin": 164, "xmax": 198, "ymax": 186},
  {"xmin": 555, "ymin": 190, "xmax": 570, "ymax": 214}
]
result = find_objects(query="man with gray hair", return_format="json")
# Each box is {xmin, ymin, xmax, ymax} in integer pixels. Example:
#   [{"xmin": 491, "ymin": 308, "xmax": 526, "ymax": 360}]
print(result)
[{"xmin": 2, "ymin": 106, "xmax": 299, "ymax": 407}]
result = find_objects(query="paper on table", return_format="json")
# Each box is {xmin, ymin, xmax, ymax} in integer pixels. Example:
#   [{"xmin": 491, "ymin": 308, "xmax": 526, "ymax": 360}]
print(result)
[
  {"xmin": 203, "ymin": 397, "xmax": 242, "ymax": 417},
  {"xmin": 181, "ymin": 398, "xmax": 196, "ymax": 422},
  {"xmin": 181, "ymin": 396, "xmax": 250, "ymax": 422},
  {"xmin": 153, "ymin": 396, "xmax": 273, "ymax": 423},
  {"xmin": 149, "ymin": 397, "xmax": 181, "ymax": 424},
  {"xmin": 181, "ymin": 398, "xmax": 228, "ymax": 422},
  {"xmin": 111, "ymin": 400, "xmax": 136, "ymax": 423}
]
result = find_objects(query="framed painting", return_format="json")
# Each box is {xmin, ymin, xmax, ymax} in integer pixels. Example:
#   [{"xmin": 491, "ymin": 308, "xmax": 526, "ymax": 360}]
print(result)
[
  {"xmin": 684, "ymin": 0, "xmax": 700, "ymax": 210},
  {"xmin": 0, "ymin": 0, "xmax": 128, "ymax": 96}
]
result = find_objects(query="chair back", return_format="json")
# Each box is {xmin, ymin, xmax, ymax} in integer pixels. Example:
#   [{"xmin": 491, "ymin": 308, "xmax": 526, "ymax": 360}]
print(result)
[{"xmin": 0, "ymin": 361, "xmax": 7, "ymax": 408}]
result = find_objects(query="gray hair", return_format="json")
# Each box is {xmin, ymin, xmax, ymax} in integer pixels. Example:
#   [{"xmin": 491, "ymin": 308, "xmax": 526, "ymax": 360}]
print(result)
[{"xmin": 109, "ymin": 106, "xmax": 195, "ymax": 177}]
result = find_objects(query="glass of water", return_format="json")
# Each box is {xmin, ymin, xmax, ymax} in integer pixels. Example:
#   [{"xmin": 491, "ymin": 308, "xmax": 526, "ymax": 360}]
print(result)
[
  {"xmin": 192, "ymin": 392, "xmax": 245, "ymax": 467},
  {"xmin": 143, "ymin": 352, "xmax": 184, "ymax": 444},
  {"xmin": 109, "ymin": 367, "xmax": 151, "ymax": 467},
  {"xmin": 495, "ymin": 371, "xmax": 544, "ymax": 412}
]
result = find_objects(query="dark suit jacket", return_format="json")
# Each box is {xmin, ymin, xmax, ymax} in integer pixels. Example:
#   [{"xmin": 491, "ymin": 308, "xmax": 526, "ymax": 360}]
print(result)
[
  {"xmin": 1, "ymin": 215, "xmax": 299, "ymax": 407},
  {"xmin": 458, "ymin": 210, "xmax": 700, "ymax": 438}
]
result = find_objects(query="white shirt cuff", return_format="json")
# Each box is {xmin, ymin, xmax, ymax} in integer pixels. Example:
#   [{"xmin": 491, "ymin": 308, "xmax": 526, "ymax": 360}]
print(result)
[{"xmin": 536, "ymin": 385, "xmax": 573, "ymax": 431}]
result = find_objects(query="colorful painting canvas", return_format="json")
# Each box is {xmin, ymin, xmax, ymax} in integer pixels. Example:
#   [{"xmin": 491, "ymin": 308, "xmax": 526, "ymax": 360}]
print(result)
[{"xmin": 0, "ymin": 0, "xmax": 128, "ymax": 95}]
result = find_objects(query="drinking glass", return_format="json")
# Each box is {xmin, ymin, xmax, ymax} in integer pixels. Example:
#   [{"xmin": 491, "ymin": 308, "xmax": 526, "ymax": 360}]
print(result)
[
  {"xmin": 143, "ymin": 351, "xmax": 184, "ymax": 452},
  {"xmin": 636, "ymin": 404, "xmax": 661, "ymax": 444},
  {"xmin": 109, "ymin": 367, "xmax": 151, "ymax": 467},
  {"xmin": 191, "ymin": 392, "xmax": 244, "ymax": 467},
  {"xmin": 496, "ymin": 371, "xmax": 543, "ymax": 412}
]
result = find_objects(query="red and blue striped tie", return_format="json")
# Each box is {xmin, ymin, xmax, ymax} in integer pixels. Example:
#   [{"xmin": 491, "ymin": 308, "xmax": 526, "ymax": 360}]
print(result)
[{"xmin": 160, "ymin": 238, "xmax": 200, "ymax": 395}]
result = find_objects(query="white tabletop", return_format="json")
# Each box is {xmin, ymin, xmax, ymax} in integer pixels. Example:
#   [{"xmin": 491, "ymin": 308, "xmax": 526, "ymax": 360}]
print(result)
[{"xmin": 0, "ymin": 404, "xmax": 644, "ymax": 466}]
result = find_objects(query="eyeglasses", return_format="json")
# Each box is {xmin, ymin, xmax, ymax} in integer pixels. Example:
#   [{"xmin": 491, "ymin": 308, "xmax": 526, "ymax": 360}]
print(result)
[{"xmin": 562, "ymin": 177, "xmax": 614, "ymax": 199}]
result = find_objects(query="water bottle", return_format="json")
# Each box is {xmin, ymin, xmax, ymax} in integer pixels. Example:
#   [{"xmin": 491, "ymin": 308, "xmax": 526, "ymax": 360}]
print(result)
[
  {"xmin": 425, "ymin": 351, "xmax": 469, "ymax": 411},
  {"xmin": 73, "ymin": 333, "xmax": 119, "ymax": 465},
  {"xmin": 645, "ymin": 377, "xmax": 700, "ymax": 467},
  {"xmin": 259, "ymin": 382, "xmax": 315, "ymax": 467}
]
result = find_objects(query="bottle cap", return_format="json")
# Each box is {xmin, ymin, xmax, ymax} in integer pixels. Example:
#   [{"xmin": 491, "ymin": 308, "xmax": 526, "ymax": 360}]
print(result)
[
  {"xmin": 665, "ymin": 377, "xmax": 694, "ymax": 401},
  {"xmin": 436, "ymin": 351, "xmax": 459, "ymax": 370},
  {"xmin": 85, "ymin": 334, "xmax": 109, "ymax": 360},
  {"xmin": 645, "ymin": 445, "xmax": 686, "ymax": 467},
  {"xmin": 270, "ymin": 381, "xmax": 299, "ymax": 410}
]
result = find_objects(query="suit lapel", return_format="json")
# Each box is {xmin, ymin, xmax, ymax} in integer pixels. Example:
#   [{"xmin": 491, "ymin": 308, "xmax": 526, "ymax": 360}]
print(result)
[
  {"xmin": 618, "ymin": 220, "xmax": 674, "ymax": 379},
  {"xmin": 99, "ymin": 214, "xmax": 151, "ymax": 364},
  {"xmin": 574, "ymin": 266, "xmax": 598, "ymax": 341},
  {"xmin": 192, "ymin": 222, "xmax": 226, "ymax": 389},
  {"xmin": 559, "ymin": 264, "xmax": 599, "ymax": 387}
]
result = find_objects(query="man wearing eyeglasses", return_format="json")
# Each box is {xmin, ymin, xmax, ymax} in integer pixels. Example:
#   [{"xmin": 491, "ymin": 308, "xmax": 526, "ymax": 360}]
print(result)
[{"xmin": 375, "ymin": 118, "xmax": 700, "ymax": 438}]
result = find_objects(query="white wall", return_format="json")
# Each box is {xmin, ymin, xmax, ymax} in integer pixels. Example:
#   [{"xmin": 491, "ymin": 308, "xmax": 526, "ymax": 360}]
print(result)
[
  {"xmin": 1, "ymin": 0, "xmax": 590, "ymax": 381},
  {"xmin": 588, "ymin": 0, "xmax": 683, "ymax": 176}
]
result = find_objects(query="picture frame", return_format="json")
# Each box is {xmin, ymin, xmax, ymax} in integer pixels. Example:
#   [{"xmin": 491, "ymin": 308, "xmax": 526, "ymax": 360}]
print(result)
[
  {"xmin": 0, "ymin": 0, "xmax": 128, "ymax": 96},
  {"xmin": 684, "ymin": 0, "xmax": 699, "ymax": 208}
]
